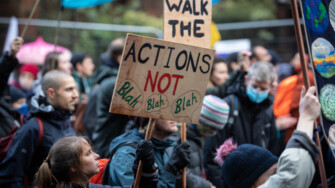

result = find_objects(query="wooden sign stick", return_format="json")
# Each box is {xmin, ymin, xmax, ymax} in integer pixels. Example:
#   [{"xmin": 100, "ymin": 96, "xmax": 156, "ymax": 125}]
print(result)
[
  {"xmin": 290, "ymin": 0, "xmax": 328, "ymax": 187},
  {"xmin": 134, "ymin": 118, "xmax": 156, "ymax": 188},
  {"xmin": 181, "ymin": 122, "xmax": 187, "ymax": 188},
  {"xmin": 21, "ymin": 0, "xmax": 41, "ymax": 38}
]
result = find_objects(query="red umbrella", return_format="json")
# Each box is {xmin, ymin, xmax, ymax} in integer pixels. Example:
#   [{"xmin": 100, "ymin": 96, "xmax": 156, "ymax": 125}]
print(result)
[{"xmin": 16, "ymin": 36, "xmax": 71, "ymax": 65}]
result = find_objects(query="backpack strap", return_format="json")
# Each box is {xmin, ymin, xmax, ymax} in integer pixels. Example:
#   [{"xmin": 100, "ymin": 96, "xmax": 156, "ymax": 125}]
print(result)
[
  {"xmin": 34, "ymin": 117, "xmax": 44, "ymax": 147},
  {"xmin": 101, "ymin": 141, "xmax": 138, "ymax": 185}
]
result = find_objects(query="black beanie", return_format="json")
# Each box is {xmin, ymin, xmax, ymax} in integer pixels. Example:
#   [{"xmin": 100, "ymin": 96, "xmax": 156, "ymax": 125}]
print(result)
[
  {"xmin": 9, "ymin": 86, "xmax": 26, "ymax": 104},
  {"xmin": 222, "ymin": 144, "xmax": 278, "ymax": 188}
]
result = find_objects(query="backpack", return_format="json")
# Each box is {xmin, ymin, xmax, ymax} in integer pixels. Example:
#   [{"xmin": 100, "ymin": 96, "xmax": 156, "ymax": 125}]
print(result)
[
  {"xmin": 0, "ymin": 117, "xmax": 44, "ymax": 162},
  {"xmin": 89, "ymin": 142, "xmax": 137, "ymax": 185}
]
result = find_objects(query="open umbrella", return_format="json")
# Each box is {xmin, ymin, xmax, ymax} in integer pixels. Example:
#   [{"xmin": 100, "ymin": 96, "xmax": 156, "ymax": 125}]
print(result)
[{"xmin": 16, "ymin": 36, "xmax": 71, "ymax": 65}]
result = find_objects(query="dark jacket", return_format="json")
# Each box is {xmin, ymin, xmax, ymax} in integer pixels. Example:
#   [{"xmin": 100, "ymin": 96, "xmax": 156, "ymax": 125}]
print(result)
[
  {"xmin": 204, "ymin": 81, "xmax": 278, "ymax": 188},
  {"xmin": 108, "ymin": 128, "xmax": 176, "ymax": 188},
  {"xmin": 92, "ymin": 73, "xmax": 130, "ymax": 158},
  {"xmin": 83, "ymin": 65, "xmax": 118, "ymax": 140},
  {"xmin": 0, "ymin": 95, "xmax": 75, "ymax": 187},
  {"xmin": 184, "ymin": 124, "xmax": 212, "ymax": 188},
  {"xmin": 0, "ymin": 52, "xmax": 21, "ymax": 138}
]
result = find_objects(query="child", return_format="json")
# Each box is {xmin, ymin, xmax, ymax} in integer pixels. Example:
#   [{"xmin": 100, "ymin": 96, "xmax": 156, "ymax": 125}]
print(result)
[{"xmin": 34, "ymin": 136, "xmax": 158, "ymax": 188}]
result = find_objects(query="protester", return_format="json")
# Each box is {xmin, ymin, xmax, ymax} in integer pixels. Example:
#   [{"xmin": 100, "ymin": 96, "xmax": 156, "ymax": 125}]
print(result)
[
  {"xmin": 215, "ymin": 86, "xmax": 320, "ymax": 188},
  {"xmin": 184, "ymin": 95, "xmax": 229, "ymax": 188},
  {"xmin": 34, "ymin": 136, "xmax": 158, "ymax": 188},
  {"xmin": 9, "ymin": 86, "xmax": 28, "ymax": 115},
  {"xmin": 207, "ymin": 57, "xmax": 230, "ymax": 88},
  {"xmin": 0, "ymin": 70, "xmax": 78, "ymax": 187},
  {"xmin": 0, "ymin": 37, "xmax": 24, "ymax": 138},
  {"xmin": 107, "ymin": 118, "xmax": 191, "ymax": 188},
  {"xmin": 41, "ymin": 51, "xmax": 72, "ymax": 76},
  {"xmin": 224, "ymin": 52, "xmax": 239, "ymax": 74},
  {"xmin": 250, "ymin": 46, "xmax": 271, "ymax": 63},
  {"xmin": 204, "ymin": 61, "xmax": 279, "ymax": 188},
  {"xmin": 273, "ymin": 53, "xmax": 315, "ymax": 144},
  {"xmin": 90, "ymin": 37, "xmax": 131, "ymax": 157},
  {"xmin": 206, "ymin": 51, "xmax": 251, "ymax": 98},
  {"xmin": 71, "ymin": 52, "xmax": 95, "ymax": 99},
  {"xmin": 11, "ymin": 64, "xmax": 39, "ymax": 99}
]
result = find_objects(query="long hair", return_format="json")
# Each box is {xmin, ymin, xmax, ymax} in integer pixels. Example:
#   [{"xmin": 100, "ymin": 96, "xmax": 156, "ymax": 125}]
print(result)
[
  {"xmin": 34, "ymin": 136, "xmax": 89, "ymax": 188},
  {"xmin": 42, "ymin": 51, "xmax": 61, "ymax": 76}
]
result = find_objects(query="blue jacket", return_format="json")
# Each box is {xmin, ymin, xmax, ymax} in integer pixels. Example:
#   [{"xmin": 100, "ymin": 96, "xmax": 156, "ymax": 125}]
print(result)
[
  {"xmin": 108, "ymin": 128, "xmax": 176, "ymax": 188},
  {"xmin": 0, "ymin": 95, "xmax": 75, "ymax": 187}
]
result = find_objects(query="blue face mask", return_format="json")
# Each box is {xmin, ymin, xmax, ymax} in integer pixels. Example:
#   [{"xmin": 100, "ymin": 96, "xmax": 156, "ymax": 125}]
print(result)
[
  {"xmin": 15, "ymin": 103, "xmax": 28, "ymax": 115},
  {"xmin": 246, "ymin": 86, "xmax": 269, "ymax": 104}
]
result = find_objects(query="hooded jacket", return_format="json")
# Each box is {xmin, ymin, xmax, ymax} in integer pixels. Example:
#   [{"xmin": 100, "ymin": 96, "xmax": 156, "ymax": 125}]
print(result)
[
  {"xmin": 108, "ymin": 128, "xmax": 176, "ymax": 188},
  {"xmin": 91, "ymin": 68, "xmax": 130, "ymax": 158},
  {"xmin": 0, "ymin": 95, "xmax": 75, "ymax": 187},
  {"xmin": 204, "ymin": 80, "xmax": 278, "ymax": 188}
]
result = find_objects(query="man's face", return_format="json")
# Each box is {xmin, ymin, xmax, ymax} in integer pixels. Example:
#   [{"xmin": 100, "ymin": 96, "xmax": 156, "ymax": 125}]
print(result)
[
  {"xmin": 80, "ymin": 57, "xmax": 95, "ymax": 77},
  {"xmin": 50, "ymin": 77, "xmax": 79, "ymax": 111},
  {"xmin": 247, "ymin": 76, "xmax": 271, "ymax": 93},
  {"xmin": 255, "ymin": 47, "xmax": 271, "ymax": 63}
]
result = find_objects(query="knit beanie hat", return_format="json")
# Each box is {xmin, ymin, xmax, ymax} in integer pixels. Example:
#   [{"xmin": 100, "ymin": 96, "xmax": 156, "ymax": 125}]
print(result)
[
  {"xmin": 19, "ymin": 64, "xmax": 39, "ymax": 79},
  {"xmin": 9, "ymin": 86, "xmax": 26, "ymax": 103},
  {"xmin": 215, "ymin": 139, "xmax": 278, "ymax": 188},
  {"xmin": 199, "ymin": 95, "xmax": 229, "ymax": 129}
]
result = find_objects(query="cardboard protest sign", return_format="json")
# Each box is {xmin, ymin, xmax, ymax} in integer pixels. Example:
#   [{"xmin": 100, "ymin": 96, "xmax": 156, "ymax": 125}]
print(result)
[
  {"xmin": 300, "ymin": 0, "xmax": 335, "ymax": 137},
  {"xmin": 164, "ymin": 0, "xmax": 212, "ymax": 48},
  {"xmin": 109, "ymin": 34, "xmax": 215, "ymax": 123}
]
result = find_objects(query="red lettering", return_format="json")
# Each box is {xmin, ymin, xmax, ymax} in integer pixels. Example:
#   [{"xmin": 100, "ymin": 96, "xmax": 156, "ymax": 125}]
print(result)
[
  {"xmin": 144, "ymin": 71, "xmax": 159, "ymax": 92},
  {"xmin": 144, "ymin": 71, "xmax": 184, "ymax": 95},
  {"xmin": 172, "ymin": 74, "xmax": 184, "ymax": 95},
  {"xmin": 158, "ymin": 73, "xmax": 171, "ymax": 94}
]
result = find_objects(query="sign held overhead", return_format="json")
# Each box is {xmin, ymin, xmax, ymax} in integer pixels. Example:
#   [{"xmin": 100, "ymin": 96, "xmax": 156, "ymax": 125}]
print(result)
[
  {"xmin": 164, "ymin": 0, "xmax": 212, "ymax": 48},
  {"xmin": 109, "ymin": 34, "xmax": 215, "ymax": 123}
]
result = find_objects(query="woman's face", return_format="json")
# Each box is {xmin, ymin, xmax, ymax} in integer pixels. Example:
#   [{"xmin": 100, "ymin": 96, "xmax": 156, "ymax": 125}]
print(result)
[
  {"xmin": 211, "ymin": 62, "xmax": 229, "ymax": 86},
  {"xmin": 80, "ymin": 140, "xmax": 100, "ymax": 178},
  {"xmin": 254, "ymin": 163, "xmax": 278, "ymax": 186},
  {"xmin": 57, "ymin": 53, "xmax": 72, "ymax": 75}
]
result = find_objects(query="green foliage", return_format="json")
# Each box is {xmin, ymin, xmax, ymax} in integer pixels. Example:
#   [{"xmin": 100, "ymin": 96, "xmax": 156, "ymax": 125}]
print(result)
[
  {"xmin": 213, "ymin": 0, "xmax": 277, "ymax": 22},
  {"xmin": 38, "ymin": 0, "xmax": 162, "ymax": 61}
]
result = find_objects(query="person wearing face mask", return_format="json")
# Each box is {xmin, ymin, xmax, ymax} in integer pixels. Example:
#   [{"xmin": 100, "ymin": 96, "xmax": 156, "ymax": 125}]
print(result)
[
  {"xmin": 9, "ymin": 86, "xmax": 28, "ymax": 115},
  {"xmin": 11, "ymin": 64, "xmax": 39, "ymax": 99},
  {"xmin": 204, "ymin": 62, "xmax": 279, "ymax": 188}
]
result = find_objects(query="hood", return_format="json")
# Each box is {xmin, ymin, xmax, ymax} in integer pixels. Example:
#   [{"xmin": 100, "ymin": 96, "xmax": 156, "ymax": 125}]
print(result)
[
  {"xmin": 100, "ymin": 51, "xmax": 120, "ymax": 69},
  {"xmin": 95, "ymin": 65, "xmax": 119, "ymax": 84},
  {"xmin": 29, "ymin": 95, "xmax": 71, "ymax": 121}
]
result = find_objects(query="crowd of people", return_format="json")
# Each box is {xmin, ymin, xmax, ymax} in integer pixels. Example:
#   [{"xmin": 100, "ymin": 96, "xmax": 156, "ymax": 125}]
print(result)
[{"xmin": 0, "ymin": 36, "xmax": 330, "ymax": 188}]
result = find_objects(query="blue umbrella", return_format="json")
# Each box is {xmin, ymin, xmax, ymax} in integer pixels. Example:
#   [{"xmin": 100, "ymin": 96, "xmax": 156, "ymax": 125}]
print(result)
[
  {"xmin": 62, "ymin": 0, "xmax": 115, "ymax": 8},
  {"xmin": 213, "ymin": 0, "xmax": 221, "ymax": 5}
]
